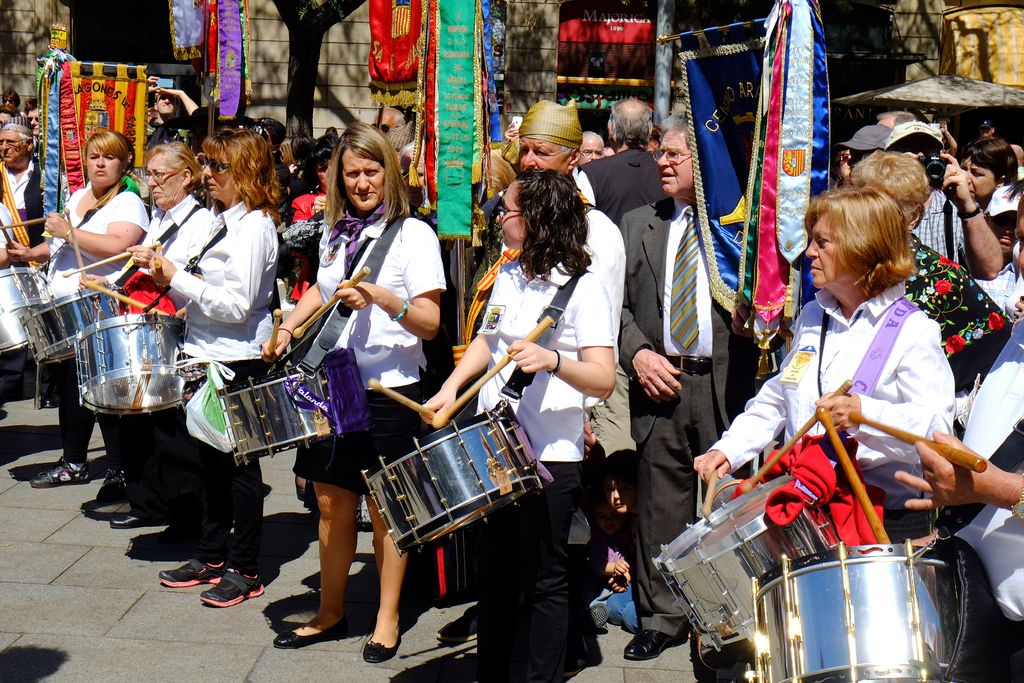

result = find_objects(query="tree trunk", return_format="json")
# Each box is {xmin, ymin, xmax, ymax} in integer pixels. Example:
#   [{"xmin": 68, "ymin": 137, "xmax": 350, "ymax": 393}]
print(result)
[{"xmin": 286, "ymin": 28, "xmax": 327, "ymax": 137}]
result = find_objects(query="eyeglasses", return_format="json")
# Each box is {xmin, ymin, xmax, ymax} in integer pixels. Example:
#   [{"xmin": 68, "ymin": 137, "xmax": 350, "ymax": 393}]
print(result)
[
  {"xmin": 495, "ymin": 201, "xmax": 521, "ymax": 221},
  {"xmin": 144, "ymin": 169, "xmax": 180, "ymax": 184},
  {"xmin": 580, "ymin": 149, "xmax": 603, "ymax": 158},
  {"xmin": 654, "ymin": 149, "xmax": 692, "ymax": 164},
  {"xmin": 198, "ymin": 154, "xmax": 231, "ymax": 173}
]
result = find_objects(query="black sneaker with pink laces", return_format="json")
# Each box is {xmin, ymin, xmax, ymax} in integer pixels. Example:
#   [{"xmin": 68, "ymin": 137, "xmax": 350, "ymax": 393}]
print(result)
[
  {"xmin": 200, "ymin": 569, "xmax": 264, "ymax": 607},
  {"xmin": 158, "ymin": 559, "xmax": 226, "ymax": 588}
]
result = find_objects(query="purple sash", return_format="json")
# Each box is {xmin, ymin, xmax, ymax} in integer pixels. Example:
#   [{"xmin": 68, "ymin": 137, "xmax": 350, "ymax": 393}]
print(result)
[{"xmin": 850, "ymin": 297, "xmax": 918, "ymax": 397}]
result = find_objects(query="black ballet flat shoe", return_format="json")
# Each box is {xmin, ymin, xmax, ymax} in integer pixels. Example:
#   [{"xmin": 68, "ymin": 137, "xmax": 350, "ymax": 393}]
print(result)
[
  {"xmin": 623, "ymin": 629, "xmax": 683, "ymax": 661},
  {"xmin": 273, "ymin": 617, "xmax": 349, "ymax": 650},
  {"xmin": 362, "ymin": 635, "xmax": 401, "ymax": 663}
]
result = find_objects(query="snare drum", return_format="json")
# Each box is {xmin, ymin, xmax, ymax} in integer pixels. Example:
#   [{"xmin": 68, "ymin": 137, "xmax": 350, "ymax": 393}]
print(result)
[
  {"xmin": 654, "ymin": 476, "xmax": 839, "ymax": 651},
  {"xmin": 753, "ymin": 543, "xmax": 959, "ymax": 682},
  {"xmin": 219, "ymin": 368, "xmax": 334, "ymax": 465},
  {"xmin": 0, "ymin": 266, "xmax": 50, "ymax": 353},
  {"xmin": 365, "ymin": 401, "xmax": 543, "ymax": 554},
  {"xmin": 19, "ymin": 289, "xmax": 119, "ymax": 363},
  {"xmin": 76, "ymin": 314, "xmax": 185, "ymax": 414}
]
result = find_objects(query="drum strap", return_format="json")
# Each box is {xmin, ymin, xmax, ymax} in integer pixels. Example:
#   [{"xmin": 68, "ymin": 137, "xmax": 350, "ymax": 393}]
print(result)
[
  {"xmin": 113, "ymin": 204, "xmax": 203, "ymax": 288},
  {"xmin": 938, "ymin": 418, "xmax": 1024, "ymax": 535},
  {"xmin": 500, "ymin": 275, "xmax": 582, "ymax": 401},
  {"xmin": 296, "ymin": 219, "xmax": 401, "ymax": 374}
]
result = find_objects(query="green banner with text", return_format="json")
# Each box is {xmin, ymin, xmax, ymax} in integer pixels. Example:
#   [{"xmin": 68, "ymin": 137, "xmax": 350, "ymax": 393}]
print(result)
[{"xmin": 436, "ymin": 0, "xmax": 476, "ymax": 239}]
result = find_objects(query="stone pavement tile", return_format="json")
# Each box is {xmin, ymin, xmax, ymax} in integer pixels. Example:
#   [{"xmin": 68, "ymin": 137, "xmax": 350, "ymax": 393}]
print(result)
[
  {"xmin": 262, "ymin": 492, "xmax": 310, "ymax": 520},
  {"xmin": 623, "ymin": 669, "xmax": 696, "ymax": 682},
  {"xmin": 574, "ymin": 665, "xmax": 627, "ymax": 682},
  {"xmin": 0, "ymin": 480, "xmax": 104, "ymax": 513},
  {"xmin": 0, "ymin": 506, "xmax": 76, "ymax": 542},
  {"xmin": 0, "ymin": 583, "xmax": 141, "ymax": 636},
  {"xmin": 0, "ymin": 477, "xmax": 19, "ymax": 496},
  {"xmin": 0, "ymin": 632, "xmax": 20, "ymax": 650},
  {"xmin": 0, "ymin": 633, "xmax": 262, "ymax": 683},
  {"xmin": 0, "ymin": 541, "xmax": 90, "ymax": 584},
  {"xmin": 53, "ymin": 546, "xmax": 186, "ymax": 591},
  {"xmin": 45, "ymin": 514, "xmax": 136, "ymax": 549},
  {"xmin": 259, "ymin": 518, "xmax": 319, "ymax": 559},
  {"xmin": 249, "ymin": 647, "xmax": 442, "ymax": 683}
]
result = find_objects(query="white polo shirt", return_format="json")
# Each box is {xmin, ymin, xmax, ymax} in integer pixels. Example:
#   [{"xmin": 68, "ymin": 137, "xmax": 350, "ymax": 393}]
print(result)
[
  {"xmin": 317, "ymin": 215, "xmax": 446, "ymax": 389},
  {"xmin": 48, "ymin": 187, "xmax": 149, "ymax": 298},
  {"xmin": 476, "ymin": 264, "xmax": 616, "ymax": 462}
]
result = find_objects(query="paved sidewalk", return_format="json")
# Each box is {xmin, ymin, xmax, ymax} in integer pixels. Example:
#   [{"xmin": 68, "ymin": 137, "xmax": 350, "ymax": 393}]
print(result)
[{"xmin": 0, "ymin": 397, "xmax": 697, "ymax": 682}]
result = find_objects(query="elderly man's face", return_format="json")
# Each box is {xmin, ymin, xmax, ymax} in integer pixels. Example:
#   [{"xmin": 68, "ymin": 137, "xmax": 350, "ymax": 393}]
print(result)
[
  {"xmin": 0, "ymin": 131, "xmax": 31, "ymax": 167},
  {"xmin": 518, "ymin": 136, "xmax": 578, "ymax": 175},
  {"xmin": 657, "ymin": 130, "xmax": 695, "ymax": 203}
]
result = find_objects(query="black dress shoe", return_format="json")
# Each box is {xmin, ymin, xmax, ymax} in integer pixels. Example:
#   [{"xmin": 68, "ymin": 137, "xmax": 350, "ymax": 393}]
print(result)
[
  {"xmin": 363, "ymin": 635, "xmax": 401, "ymax": 663},
  {"xmin": 623, "ymin": 629, "xmax": 682, "ymax": 661},
  {"xmin": 273, "ymin": 617, "xmax": 348, "ymax": 649},
  {"xmin": 40, "ymin": 396, "xmax": 59, "ymax": 409},
  {"xmin": 109, "ymin": 513, "xmax": 164, "ymax": 529}
]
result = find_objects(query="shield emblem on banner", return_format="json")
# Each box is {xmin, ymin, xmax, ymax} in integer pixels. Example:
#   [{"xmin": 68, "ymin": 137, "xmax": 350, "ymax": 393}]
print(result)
[{"xmin": 782, "ymin": 149, "xmax": 805, "ymax": 176}]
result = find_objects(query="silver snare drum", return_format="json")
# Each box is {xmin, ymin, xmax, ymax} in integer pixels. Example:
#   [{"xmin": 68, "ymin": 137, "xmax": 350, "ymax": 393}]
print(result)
[
  {"xmin": 20, "ymin": 289, "xmax": 119, "ymax": 363},
  {"xmin": 0, "ymin": 266, "xmax": 51, "ymax": 353},
  {"xmin": 365, "ymin": 401, "xmax": 543, "ymax": 554},
  {"xmin": 76, "ymin": 314, "xmax": 185, "ymax": 414},
  {"xmin": 219, "ymin": 369, "xmax": 334, "ymax": 465},
  {"xmin": 654, "ymin": 476, "xmax": 839, "ymax": 651},
  {"xmin": 754, "ymin": 543, "xmax": 959, "ymax": 682}
]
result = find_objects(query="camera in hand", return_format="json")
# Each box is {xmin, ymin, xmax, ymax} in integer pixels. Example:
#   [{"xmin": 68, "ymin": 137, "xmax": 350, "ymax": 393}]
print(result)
[{"xmin": 920, "ymin": 153, "xmax": 947, "ymax": 183}]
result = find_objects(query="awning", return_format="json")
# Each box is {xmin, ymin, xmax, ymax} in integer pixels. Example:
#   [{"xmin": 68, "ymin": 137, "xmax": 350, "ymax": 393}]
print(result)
[
  {"xmin": 941, "ymin": 6, "xmax": 1024, "ymax": 87},
  {"xmin": 831, "ymin": 73, "xmax": 1024, "ymax": 116}
]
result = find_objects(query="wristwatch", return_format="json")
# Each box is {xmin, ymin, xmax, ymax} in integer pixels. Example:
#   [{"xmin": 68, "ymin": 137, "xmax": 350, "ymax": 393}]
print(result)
[{"xmin": 1011, "ymin": 478, "xmax": 1024, "ymax": 519}]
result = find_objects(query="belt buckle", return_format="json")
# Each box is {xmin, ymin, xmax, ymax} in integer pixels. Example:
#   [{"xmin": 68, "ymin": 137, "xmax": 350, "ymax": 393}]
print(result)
[{"xmin": 679, "ymin": 355, "xmax": 697, "ymax": 376}]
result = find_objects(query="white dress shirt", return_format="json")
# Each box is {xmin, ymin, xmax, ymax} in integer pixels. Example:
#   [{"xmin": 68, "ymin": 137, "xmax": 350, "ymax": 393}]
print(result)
[
  {"xmin": 662, "ymin": 200, "xmax": 713, "ymax": 357},
  {"xmin": 5, "ymin": 160, "xmax": 32, "ymax": 211},
  {"xmin": 317, "ymin": 215, "xmax": 446, "ymax": 389},
  {"xmin": 959, "ymin": 320, "xmax": 1024, "ymax": 620},
  {"xmin": 170, "ymin": 202, "xmax": 278, "ymax": 361},
  {"xmin": 47, "ymin": 187, "xmax": 150, "ymax": 298},
  {"xmin": 135, "ymin": 195, "xmax": 215, "ymax": 309},
  {"xmin": 712, "ymin": 284, "xmax": 956, "ymax": 508},
  {"xmin": 476, "ymin": 265, "xmax": 616, "ymax": 462}
]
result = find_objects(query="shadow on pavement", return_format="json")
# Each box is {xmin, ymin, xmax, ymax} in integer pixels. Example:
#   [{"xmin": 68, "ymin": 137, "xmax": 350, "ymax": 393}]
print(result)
[
  {"xmin": 0, "ymin": 424, "xmax": 62, "ymax": 468},
  {"xmin": 0, "ymin": 645, "xmax": 69, "ymax": 682}
]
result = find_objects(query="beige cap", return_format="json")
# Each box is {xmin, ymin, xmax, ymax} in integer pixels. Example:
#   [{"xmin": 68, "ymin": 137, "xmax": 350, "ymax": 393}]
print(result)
[
  {"xmin": 518, "ymin": 100, "xmax": 583, "ymax": 150},
  {"xmin": 885, "ymin": 121, "xmax": 942, "ymax": 151}
]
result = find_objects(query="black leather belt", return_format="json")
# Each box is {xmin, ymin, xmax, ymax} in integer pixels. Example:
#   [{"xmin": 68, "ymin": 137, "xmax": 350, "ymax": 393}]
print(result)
[{"xmin": 666, "ymin": 354, "xmax": 713, "ymax": 376}]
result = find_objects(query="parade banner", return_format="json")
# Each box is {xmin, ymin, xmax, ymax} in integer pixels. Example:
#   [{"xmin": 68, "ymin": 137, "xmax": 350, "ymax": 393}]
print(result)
[
  {"xmin": 678, "ymin": 20, "xmax": 766, "ymax": 311},
  {"xmin": 168, "ymin": 0, "xmax": 205, "ymax": 60},
  {"xmin": 369, "ymin": 0, "xmax": 423, "ymax": 106},
  {"xmin": 70, "ymin": 62, "xmax": 149, "ymax": 176},
  {"xmin": 216, "ymin": 0, "xmax": 244, "ymax": 116},
  {"xmin": 36, "ymin": 24, "xmax": 74, "ymax": 214}
]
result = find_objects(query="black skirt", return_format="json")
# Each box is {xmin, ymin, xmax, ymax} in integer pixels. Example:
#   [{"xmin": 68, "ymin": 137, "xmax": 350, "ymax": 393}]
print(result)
[{"xmin": 293, "ymin": 382, "xmax": 423, "ymax": 495}]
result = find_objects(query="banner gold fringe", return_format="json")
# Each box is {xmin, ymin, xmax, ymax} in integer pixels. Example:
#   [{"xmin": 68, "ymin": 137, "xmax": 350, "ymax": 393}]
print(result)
[{"xmin": 369, "ymin": 81, "xmax": 419, "ymax": 107}]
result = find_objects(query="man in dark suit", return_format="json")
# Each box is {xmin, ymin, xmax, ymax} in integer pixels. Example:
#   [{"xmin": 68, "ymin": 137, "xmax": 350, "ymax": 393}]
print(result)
[
  {"xmin": 618, "ymin": 112, "xmax": 757, "ymax": 665},
  {"xmin": 579, "ymin": 98, "xmax": 663, "ymax": 226}
]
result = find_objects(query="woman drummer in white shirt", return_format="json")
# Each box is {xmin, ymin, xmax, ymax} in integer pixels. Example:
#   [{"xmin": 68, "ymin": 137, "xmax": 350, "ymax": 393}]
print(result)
[
  {"xmin": 131, "ymin": 128, "xmax": 279, "ymax": 608},
  {"xmin": 695, "ymin": 187, "xmax": 956, "ymax": 541},
  {"xmin": 8, "ymin": 130, "xmax": 149, "ymax": 490},
  {"xmin": 424, "ymin": 169, "xmax": 617, "ymax": 682},
  {"xmin": 262, "ymin": 122, "xmax": 444, "ymax": 659}
]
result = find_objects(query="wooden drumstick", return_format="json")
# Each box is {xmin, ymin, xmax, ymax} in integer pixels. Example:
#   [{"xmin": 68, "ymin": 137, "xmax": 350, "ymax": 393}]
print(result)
[
  {"xmin": 2, "ymin": 216, "xmax": 47, "ymax": 231},
  {"xmin": 740, "ymin": 380, "xmax": 854, "ymax": 494},
  {"xmin": 80, "ymin": 280, "xmax": 171, "ymax": 316},
  {"xmin": 431, "ymin": 316, "xmax": 555, "ymax": 430},
  {"xmin": 292, "ymin": 266, "xmax": 372, "ymax": 339},
  {"xmin": 0, "ymin": 226, "xmax": 14, "ymax": 246},
  {"xmin": 702, "ymin": 469, "xmax": 720, "ymax": 518},
  {"xmin": 369, "ymin": 378, "xmax": 437, "ymax": 422},
  {"xmin": 63, "ymin": 249, "xmax": 138, "ymax": 277},
  {"xmin": 849, "ymin": 410, "xmax": 987, "ymax": 473},
  {"xmin": 818, "ymin": 406, "xmax": 890, "ymax": 544},
  {"xmin": 153, "ymin": 243, "xmax": 165, "ymax": 278},
  {"xmin": 269, "ymin": 309, "xmax": 282, "ymax": 351},
  {"xmin": 66, "ymin": 216, "xmax": 85, "ymax": 270}
]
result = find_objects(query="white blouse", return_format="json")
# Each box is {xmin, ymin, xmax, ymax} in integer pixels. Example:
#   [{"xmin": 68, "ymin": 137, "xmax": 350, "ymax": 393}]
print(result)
[
  {"xmin": 712, "ymin": 284, "xmax": 956, "ymax": 508},
  {"xmin": 316, "ymin": 215, "xmax": 445, "ymax": 388},
  {"xmin": 136, "ymin": 195, "xmax": 216, "ymax": 309},
  {"xmin": 476, "ymin": 265, "xmax": 616, "ymax": 463},
  {"xmin": 170, "ymin": 202, "xmax": 278, "ymax": 361},
  {"xmin": 48, "ymin": 187, "xmax": 149, "ymax": 298}
]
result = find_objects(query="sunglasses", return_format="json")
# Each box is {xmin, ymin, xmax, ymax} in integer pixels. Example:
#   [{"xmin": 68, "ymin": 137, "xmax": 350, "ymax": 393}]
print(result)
[{"xmin": 198, "ymin": 154, "xmax": 231, "ymax": 173}]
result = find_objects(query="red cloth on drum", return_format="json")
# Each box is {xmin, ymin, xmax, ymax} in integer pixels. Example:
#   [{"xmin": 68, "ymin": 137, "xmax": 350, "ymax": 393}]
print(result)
[
  {"xmin": 121, "ymin": 271, "xmax": 177, "ymax": 315},
  {"xmin": 736, "ymin": 434, "xmax": 886, "ymax": 546}
]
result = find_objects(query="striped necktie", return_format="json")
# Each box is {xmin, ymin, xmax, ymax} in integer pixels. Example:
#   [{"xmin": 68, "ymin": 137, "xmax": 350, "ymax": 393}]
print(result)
[{"xmin": 670, "ymin": 207, "xmax": 699, "ymax": 348}]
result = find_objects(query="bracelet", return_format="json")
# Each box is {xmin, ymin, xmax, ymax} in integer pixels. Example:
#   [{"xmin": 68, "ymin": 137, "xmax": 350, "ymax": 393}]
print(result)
[
  {"xmin": 279, "ymin": 327, "xmax": 293, "ymax": 336},
  {"xmin": 390, "ymin": 298, "xmax": 409, "ymax": 322},
  {"xmin": 957, "ymin": 205, "xmax": 982, "ymax": 219},
  {"xmin": 548, "ymin": 349, "xmax": 562, "ymax": 375}
]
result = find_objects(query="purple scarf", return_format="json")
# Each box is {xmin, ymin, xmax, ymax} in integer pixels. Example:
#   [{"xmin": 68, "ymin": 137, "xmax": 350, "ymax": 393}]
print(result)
[{"xmin": 330, "ymin": 203, "xmax": 386, "ymax": 272}]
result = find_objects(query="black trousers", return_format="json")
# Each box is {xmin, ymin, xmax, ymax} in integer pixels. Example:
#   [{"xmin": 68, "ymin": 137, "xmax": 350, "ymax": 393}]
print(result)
[
  {"xmin": 477, "ymin": 460, "xmax": 582, "ymax": 683},
  {"xmin": 149, "ymin": 406, "xmax": 205, "ymax": 526},
  {"xmin": 54, "ymin": 357, "xmax": 120, "ymax": 468},
  {"xmin": 194, "ymin": 359, "xmax": 266, "ymax": 576},
  {"xmin": 0, "ymin": 347, "xmax": 27, "ymax": 400},
  {"xmin": 106, "ymin": 413, "xmax": 165, "ymax": 520}
]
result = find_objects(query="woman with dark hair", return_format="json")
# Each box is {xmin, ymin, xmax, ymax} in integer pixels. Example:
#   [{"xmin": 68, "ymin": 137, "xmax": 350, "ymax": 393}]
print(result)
[
  {"xmin": 131, "ymin": 128, "xmax": 280, "ymax": 608},
  {"xmin": 10, "ymin": 130, "xmax": 149, "ymax": 489},
  {"xmin": 284, "ymin": 135, "xmax": 339, "ymax": 300},
  {"xmin": 425, "ymin": 168, "xmax": 617, "ymax": 682},
  {"xmin": 263, "ymin": 122, "xmax": 444, "ymax": 660}
]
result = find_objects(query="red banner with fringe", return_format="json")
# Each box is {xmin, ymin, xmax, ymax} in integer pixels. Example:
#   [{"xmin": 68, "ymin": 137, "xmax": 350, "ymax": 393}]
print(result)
[{"xmin": 369, "ymin": 0, "xmax": 423, "ymax": 106}]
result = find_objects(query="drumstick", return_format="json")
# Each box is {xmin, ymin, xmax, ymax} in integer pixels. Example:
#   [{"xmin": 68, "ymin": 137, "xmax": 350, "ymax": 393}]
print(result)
[
  {"xmin": 0, "ymin": 226, "xmax": 14, "ymax": 246},
  {"xmin": 269, "ymin": 309, "xmax": 282, "ymax": 350},
  {"xmin": 2, "ymin": 216, "xmax": 47, "ymax": 231},
  {"xmin": 431, "ymin": 316, "xmax": 555, "ymax": 430},
  {"xmin": 740, "ymin": 379, "xmax": 855, "ymax": 494},
  {"xmin": 63, "ymin": 250, "xmax": 136, "ymax": 277},
  {"xmin": 849, "ymin": 410, "xmax": 987, "ymax": 473},
  {"xmin": 702, "ymin": 469, "xmax": 720, "ymax": 518},
  {"xmin": 369, "ymin": 378, "xmax": 437, "ymax": 422},
  {"xmin": 153, "ymin": 243, "xmax": 164, "ymax": 279},
  {"xmin": 80, "ymin": 280, "xmax": 171, "ymax": 316},
  {"xmin": 66, "ymin": 216, "xmax": 85, "ymax": 270},
  {"xmin": 292, "ymin": 266, "xmax": 372, "ymax": 339},
  {"xmin": 818, "ymin": 406, "xmax": 890, "ymax": 544}
]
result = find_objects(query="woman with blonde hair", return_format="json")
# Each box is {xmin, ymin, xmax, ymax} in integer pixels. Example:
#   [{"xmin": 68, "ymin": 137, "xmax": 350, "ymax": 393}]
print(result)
[
  {"xmin": 263, "ymin": 122, "xmax": 444, "ymax": 658},
  {"xmin": 131, "ymin": 128, "xmax": 280, "ymax": 608},
  {"xmin": 8, "ymin": 130, "xmax": 149, "ymax": 489},
  {"xmin": 696, "ymin": 187, "xmax": 956, "ymax": 541}
]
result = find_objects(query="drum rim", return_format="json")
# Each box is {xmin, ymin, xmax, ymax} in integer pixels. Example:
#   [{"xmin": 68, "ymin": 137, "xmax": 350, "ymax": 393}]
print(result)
[
  {"xmin": 220, "ymin": 367, "xmax": 326, "ymax": 394},
  {"xmin": 78, "ymin": 312, "xmax": 185, "ymax": 337},
  {"xmin": 756, "ymin": 542, "xmax": 948, "ymax": 591}
]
